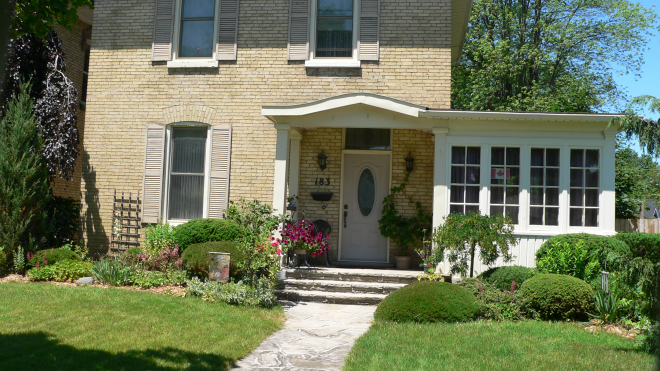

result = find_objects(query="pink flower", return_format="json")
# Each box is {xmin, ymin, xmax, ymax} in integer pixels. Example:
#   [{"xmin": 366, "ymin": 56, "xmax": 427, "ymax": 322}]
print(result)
[{"xmin": 276, "ymin": 249, "xmax": 282, "ymax": 256}]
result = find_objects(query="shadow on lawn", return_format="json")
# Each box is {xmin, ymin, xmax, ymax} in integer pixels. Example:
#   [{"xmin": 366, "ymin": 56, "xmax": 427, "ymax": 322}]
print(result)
[{"xmin": 0, "ymin": 332, "xmax": 232, "ymax": 370}]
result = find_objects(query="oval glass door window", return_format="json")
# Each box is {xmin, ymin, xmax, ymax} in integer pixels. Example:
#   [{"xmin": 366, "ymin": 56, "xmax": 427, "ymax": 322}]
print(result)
[{"xmin": 358, "ymin": 168, "xmax": 375, "ymax": 216}]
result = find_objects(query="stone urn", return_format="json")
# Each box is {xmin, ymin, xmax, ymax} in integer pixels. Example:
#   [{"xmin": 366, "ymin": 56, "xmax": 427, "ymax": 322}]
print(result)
[{"xmin": 394, "ymin": 256, "xmax": 411, "ymax": 270}]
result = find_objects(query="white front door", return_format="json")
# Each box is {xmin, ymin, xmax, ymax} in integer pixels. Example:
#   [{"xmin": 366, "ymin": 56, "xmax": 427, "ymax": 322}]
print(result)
[{"xmin": 341, "ymin": 154, "xmax": 390, "ymax": 261}]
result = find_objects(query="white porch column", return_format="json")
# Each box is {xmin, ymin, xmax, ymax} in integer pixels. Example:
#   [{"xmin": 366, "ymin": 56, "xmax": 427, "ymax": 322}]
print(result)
[
  {"xmin": 432, "ymin": 127, "xmax": 449, "ymax": 232},
  {"xmin": 288, "ymin": 130, "xmax": 302, "ymax": 202},
  {"xmin": 272, "ymin": 124, "xmax": 291, "ymax": 215},
  {"xmin": 602, "ymin": 129, "xmax": 617, "ymax": 234}
]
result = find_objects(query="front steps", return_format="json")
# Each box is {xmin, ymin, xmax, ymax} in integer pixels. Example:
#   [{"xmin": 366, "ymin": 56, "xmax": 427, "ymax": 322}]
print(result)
[{"xmin": 276, "ymin": 267, "xmax": 423, "ymax": 305}]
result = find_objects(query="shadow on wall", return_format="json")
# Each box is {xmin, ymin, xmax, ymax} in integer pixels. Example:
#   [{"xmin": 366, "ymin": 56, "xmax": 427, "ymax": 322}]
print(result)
[
  {"xmin": 80, "ymin": 150, "xmax": 109, "ymax": 255},
  {"xmin": 0, "ymin": 332, "xmax": 232, "ymax": 371}
]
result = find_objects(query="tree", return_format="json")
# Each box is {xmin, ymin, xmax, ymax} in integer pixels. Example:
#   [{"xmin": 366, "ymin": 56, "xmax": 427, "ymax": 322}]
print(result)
[
  {"xmin": 615, "ymin": 142, "xmax": 660, "ymax": 218},
  {"xmin": 616, "ymin": 95, "xmax": 660, "ymax": 156},
  {"xmin": 0, "ymin": 82, "xmax": 52, "ymax": 260},
  {"xmin": 452, "ymin": 0, "xmax": 657, "ymax": 112},
  {"xmin": 431, "ymin": 212, "xmax": 518, "ymax": 278},
  {"xmin": 13, "ymin": 0, "xmax": 93, "ymax": 39}
]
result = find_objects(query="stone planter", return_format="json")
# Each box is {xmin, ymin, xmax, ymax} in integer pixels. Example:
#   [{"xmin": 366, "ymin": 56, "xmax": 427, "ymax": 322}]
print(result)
[
  {"xmin": 394, "ymin": 256, "xmax": 411, "ymax": 270},
  {"xmin": 209, "ymin": 252, "xmax": 230, "ymax": 283}
]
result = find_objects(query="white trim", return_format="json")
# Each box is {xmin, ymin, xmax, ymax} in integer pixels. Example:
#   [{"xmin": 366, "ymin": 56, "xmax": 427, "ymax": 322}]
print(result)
[
  {"xmin": 307, "ymin": 0, "xmax": 360, "ymax": 67},
  {"xmin": 305, "ymin": 59, "xmax": 361, "ymax": 68},
  {"xmin": 167, "ymin": 59, "xmax": 219, "ymax": 68},
  {"xmin": 421, "ymin": 110, "xmax": 623, "ymax": 122},
  {"xmin": 169, "ymin": 0, "xmax": 221, "ymax": 69}
]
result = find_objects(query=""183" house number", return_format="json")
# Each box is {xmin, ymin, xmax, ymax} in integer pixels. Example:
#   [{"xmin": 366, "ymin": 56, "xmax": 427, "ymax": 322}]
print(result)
[{"xmin": 315, "ymin": 178, "xmax": 331, "ymax": 185}]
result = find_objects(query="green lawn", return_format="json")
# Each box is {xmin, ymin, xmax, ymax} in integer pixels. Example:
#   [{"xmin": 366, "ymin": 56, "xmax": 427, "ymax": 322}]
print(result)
[
  {"xmin": 0, "ymin": 282, "xmax": 284, "ymax": 370},
  {"xmin": 344, "ymin": 320, "xmax": 656, "ymax": 371}
]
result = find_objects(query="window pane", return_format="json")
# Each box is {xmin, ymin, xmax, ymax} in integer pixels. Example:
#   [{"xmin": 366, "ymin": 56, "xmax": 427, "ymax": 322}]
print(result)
[
  {"xmin": 570, "ymin": 149, "xmax": 584, "ymax": 167},
  {"xmin": 169, "ymin": 175, "xmax": 204, "ymax": 219},
  {"xmin": 451, "ymin": 166, "xmax": 465, "ymax": 184},
  {"xmin": 506, "ymin": 148, "xmax": 520, "ymax": 166},
  {"xmin": 180, "ymin": 20, "xmax": 214, "ymax": 57},
  {"xmin": 357, "ymin": 169, "xmax": 375, "ymax": 216},
  {"xmin": 531, "ymin": 148, "xmax": 544, "ymax": 166},
  {"xmin": 585, "ymin": 209, "xmax": 598, "ymax": 227},
  {"xmin": 505, "ymin": 206, "xmax": 519, "ymax": 224},
  {"xmin": 491, "ymin": 147, "xmax": 504, "ymax": 165},
  {"xmin": 508, "ymin": 167, "xmax": 520, "ymax": 185},
  {"xmin": 344, "ymin": 129, "xmax": 390, "ymax": 150},
  {"xmin": 546, "ymin": 149, "xmax": 560, "ymax": 167},
  {"xmin": 586, "ymin": 150, "xmax": 599, "ymax": 168},
  {"xmin": 318, "ymin": 0, "xmax": 353, "ymax": 16},
  {"xmin": 317, "ymin": 18, "xmax": 353, "ymax": 57},
  {"xmin": 546, "ymin": 188, "xmax": 559, "ymax": 206},
  {"xmin": 546, "ymin": 168, "xmax": 559, "ymax": 187},
  {"xmin": 465, "ymin": 205, "xmax": 480, "ymax": 214},
  {"xmin": 570, "ymin": 188, "xmax": 583, "ymax": 206},
  {"xmin": 491, "ymin": 205, "xmax": 504, "ymax": 216},
  {"xmin": 570, "ymin": 208, "xmax": 583, "ymax": 226},
  {"xmin": 491, "ymin": 167, "xmax": 504, "ymax": 185},
  {"xmin": 182, "ymin": 0, "xmax": 215, "ymax": 18},
  {"xmin": 465, "ymin": 186, "xmax": 480, "ymax": 203},
  {"xmin": 467, "ymin": 147, "xmax": 481, "ymax": 164},
  {"xmin": 466, "ymin": 167, "xmax": 480, "ymax": 184},
  {"xmin": 586, "ymin": 169, "xmax": 599, "ymax": 187},
  {"xmin": 450, "ymin": 205, "xmax": 464, "ymax": 215},
  {"xmin": 585, "ymin": 189, "xmax": 599, "ymax": 207},
  {"xmin": 531, "ymin": 168, "xmax": 544, "ymax": 186},
  {"xmin": 450, "ymin": 186, "xmax": 464, "ymax": 203},
  {"xmin": 506, "ymin": 187, "xmax": 519, "ymax": 204},
  {"xmin": 570, "ymin": 169, "xmax": 583, "ymax": 187},
  {"xmin": 545, "ymin": 208, "xmax": 559, "ymax": 226},
  {"xmin": 491, "ymin": 187, "xmax": 504, "ymax": 204},
  {"xmin": 452, "ymin": 147, "xmax": 465, "ymax": 164},
  {"xmin": 171, "ymin": 127, "xmax": 207, "ymax": 173},
  {"xmin": 530, "ymin": 207, "xmax": 543, "ymax": 225},
  {"xmin": 530, "ymin": 187, "xmax": 543, "ymax": 205}
]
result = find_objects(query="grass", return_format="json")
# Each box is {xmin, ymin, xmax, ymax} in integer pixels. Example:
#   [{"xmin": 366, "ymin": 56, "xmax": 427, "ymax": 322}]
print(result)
[
  {"xmin": 344, "ymin": 320, "xmax": 656, "ymax": 371},
  {"xmin": 0, "ymin": 282, "xmax": 284, "ymax": 370}
]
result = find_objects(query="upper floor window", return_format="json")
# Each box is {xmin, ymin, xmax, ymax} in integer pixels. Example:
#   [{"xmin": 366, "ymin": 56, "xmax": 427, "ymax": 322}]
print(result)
[
  {"xmin": 179, "ymin": 0, "xmax": 216, "ymax": 58},
  {"xmin": 316, "ymin": 0, "xmax": 354, "ymax": 58}
]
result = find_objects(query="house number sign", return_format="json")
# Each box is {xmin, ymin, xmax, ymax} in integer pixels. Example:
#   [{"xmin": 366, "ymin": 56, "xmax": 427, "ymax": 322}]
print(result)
[{"xmin": 315, "ymin": 178, "xmax": 331, "ymax": 185}]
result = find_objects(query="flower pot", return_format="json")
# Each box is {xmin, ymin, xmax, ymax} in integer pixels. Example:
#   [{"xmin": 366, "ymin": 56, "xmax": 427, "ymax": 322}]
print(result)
[
  {"xmin": 394, "ymin": 256, "xmax": 411, "ymax": 270},
  {"xmin": 295, "ymin": 249, "xmax": 307, "ymax": 255}
]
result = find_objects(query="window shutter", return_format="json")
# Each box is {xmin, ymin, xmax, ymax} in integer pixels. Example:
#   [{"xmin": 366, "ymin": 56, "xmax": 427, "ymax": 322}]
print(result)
[
  {"xmin": 151, "ymin": 0, "xmax": 175, "ymax": 61},
  {"xmin": 142, "ymin": 124, "xmax": 166, "ymax": 224},
  {"xmin": 208, "ymin": 125, "xmax": 232, "ymax": 218},
  {"xmin": 287, "ymin": 0, "xmax": 311, "ymax": 60},
  {"xmin": 358, "ymin": 0, "xmax": 380, "ymax": 61},
  {"xmin": 216, "ymin": 0, "xmax": 240, "ymax": 60}
]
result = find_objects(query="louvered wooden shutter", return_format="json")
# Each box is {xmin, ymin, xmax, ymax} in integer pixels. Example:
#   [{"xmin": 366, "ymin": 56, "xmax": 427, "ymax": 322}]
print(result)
[
  {"xmin": 151, "ymin": 0, "xmax": 175, "ymax": 61},
  {"xmin": 287, "ymin": 0, "xmax": 311, "ymax": 60},
  {"xmin": 358, "ymin": 0, "xmax": 380, "ymax": 61},
  {"xmin": 142, "ymin": 124, "xmax": 166, "ymax": 224},
  {"xmin": 216, "ymin": 0, "xmax": 239, "ymax": 60},
  {"xmin": 208, "ymin": 125, "xmax": 232, "ymax": 218}
]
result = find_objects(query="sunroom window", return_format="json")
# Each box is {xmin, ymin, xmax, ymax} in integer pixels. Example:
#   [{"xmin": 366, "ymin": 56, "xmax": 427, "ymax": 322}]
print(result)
[
  {"xmin": 569, "ymin": 149, "xmax": 600, "ymax": 227},
  {"xmin": 490, "ymin": 147, "xmax": 520, "ymax": 224},
  {"xmin": 450, "ymin": 146, "xmax": 481, "ymax": 215},
  {"xmin": 168, "ymin": 127, "xmax": 207, "ymax": 220},
  {"xmin": 529, "ymin": 148, "xmax": 560, "ymax": 226},
  {"xmin": 316, "ymin": 0, "xmax": 354, "ymax": 58}
]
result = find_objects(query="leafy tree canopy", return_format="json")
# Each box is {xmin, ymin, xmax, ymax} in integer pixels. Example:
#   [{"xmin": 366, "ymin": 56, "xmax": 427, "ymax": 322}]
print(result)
[
  {"xmin": 452, "ymin": 0, "xmax": 657, "ymax": 112},
  {"xmin": 615, "ymin": 140, "xmax": 660, "ymax": 218},
  {"xmin": 615, "ymin": 95, "xmax": 660, "ymax": 156},
  {"xmin": 14, "ymin": 0, "xmax": 94, "ymax": 39}
]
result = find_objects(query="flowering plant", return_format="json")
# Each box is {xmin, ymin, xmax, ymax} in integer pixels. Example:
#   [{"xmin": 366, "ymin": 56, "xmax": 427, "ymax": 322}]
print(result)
[{"xmin": 272, "ymin": 221, "xmax": 330, "ymax": 258}]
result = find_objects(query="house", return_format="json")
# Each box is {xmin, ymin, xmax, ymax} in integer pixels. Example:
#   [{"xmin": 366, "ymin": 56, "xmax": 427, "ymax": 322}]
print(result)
[{"xmin": 77, "ymin": 0, "xmax": 621, "ymax": 272}]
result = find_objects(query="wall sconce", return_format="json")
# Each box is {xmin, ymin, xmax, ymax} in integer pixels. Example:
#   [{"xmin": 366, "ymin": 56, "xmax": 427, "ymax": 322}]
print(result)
[
  {"xmin": 405, "ymin": 152, "xmax": 415, "ymax": 172},
  {"xmin": 317, "ymin": 151, "xmax": 327, "ymax": 171}
]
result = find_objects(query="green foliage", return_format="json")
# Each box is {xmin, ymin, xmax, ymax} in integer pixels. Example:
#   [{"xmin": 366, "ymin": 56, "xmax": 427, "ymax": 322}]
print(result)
[
  {"xmin": 91, "ymin": 259, "xmax": 131, "ymax": 286},
  {"xmin": 614, "ymin": 144, "xmax": 660, "ymax": 218},
  {"xmin": 45, "ymin": 196, "xmax": 81, "ymax": 247},
  {"xmin": 615, "ymin": 95, "xmax": 660, "ymax": 156},
  {"xmin": 430, "ymin": 212, "xmax": 518, "ymax": 277},
  {"xmin": 0, "ymin": 247, "xmax": 6, "ymax": 271},
  {"xmin": 186, "ymin": 277, "xmax": 278, "ymax": 308},
  {"xmin": 615, "ymin": 233, "xmax": 660, "ymax": 261},
  {"xmin": 520, "ymin": 274, "xmax": 594, "ymax": 321},
  {"xmin": 0, "ymin": 82, "xmax": 52, "ymax": 258},
  {"xmin": 173, "ymin": 218, "xmax": 246, "ymax": 251},
  {"xmin": 479, "ymin": 265, "xmax": 534, "ymax": 291},
  {"xmin": 143, "ymin": 223, "xmax": 176, "ymax": 257},
  {"xmin": 589, "ymin": 290, "xmax": 620, "ymax": 325},
  {"xmin": 374, "ymin": 281, "xmax": 479, "ymax": 323},
  {"xmin": 129, "ymin": 268, "xmax": 187, "ymax": 289},
  {"xmin": 26, "ymin": 247, "xmax": 79, "ymax": 269},
  {"xmin": 453, "ymin": 0, "xmax": 657, "ymax": 112},
  {"xmin": 614, "ymin": 233, "xmax": 660, "ymax": 320},
  {"xmin": 456, "ymin": 278, "xmax": 525, "ymax": 321},
  {"xmin": 14, "ymin": 0, "xmax": 95, "ymax": 39},
  {"xmin": 378, "ymin": 173, "xmax": 431, "ymax": 256},
  {"xmin": 224, "ymin": 199, "xmax": 286, "ymax": 237},
  {"xmin": 181, "ymin": 241, "xmax": 243, "ymax": 278},
  {"xmin": 27, "ymin": 260, "xmax": 93, "ymax": 282},
  {"xmin": 536, "ymin": 233, "xmax": 631, "ymax": 273},
  {"xmin": 536, "ymin": 240, "xmax": 602, "ymax": 283}
]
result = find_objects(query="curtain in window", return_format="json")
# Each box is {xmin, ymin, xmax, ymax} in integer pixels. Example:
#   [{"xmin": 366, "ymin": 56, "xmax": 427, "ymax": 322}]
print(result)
[{"xmin": 169, "ymin": 127, "xmax": 207, "ymax": 219}]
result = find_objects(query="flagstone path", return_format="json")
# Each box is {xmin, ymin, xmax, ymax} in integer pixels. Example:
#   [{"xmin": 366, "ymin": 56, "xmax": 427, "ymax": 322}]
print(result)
[{"xmin": 232, "ymin": 301, "xmax": 376, "ymax": 371}]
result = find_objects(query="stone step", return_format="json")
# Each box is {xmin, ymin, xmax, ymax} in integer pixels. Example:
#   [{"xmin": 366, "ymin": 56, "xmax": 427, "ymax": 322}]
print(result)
[
  {"xmin": 280, "ymin": 278, "xmax": 406, "ymax": 295},
  {"xmin": 284, "ymin": 267, "xmax": 422, "ymax": 284},
  {"xmin": 275, "ymin": 289, "xmax": 387, "ymax": 305}
]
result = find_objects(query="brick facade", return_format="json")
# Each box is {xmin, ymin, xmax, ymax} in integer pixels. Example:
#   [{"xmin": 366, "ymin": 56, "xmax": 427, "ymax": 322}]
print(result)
[{"xmin": 82, "ymin": 0, "xmax": 452, "ymax": 252}]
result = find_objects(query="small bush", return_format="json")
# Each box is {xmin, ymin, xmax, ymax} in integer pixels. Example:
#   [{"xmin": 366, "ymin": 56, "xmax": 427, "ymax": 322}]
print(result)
[
  {"xmin": 615, "ymin": 233, "xmax": 660, "ymax": 261},
  {"xmin": 129, "ymin": 268, "xmax": 187, "ymax": 289},
  {"xmin": 91, "ymin": 259, "xmax": 131, "ymax": 286},
  {"xmin": 374, "ymin": 281, "xmax": 479, "ymax": 323},
  {"xmin": 536, "ymin": 233, "xmax": 631, "ymax": 271},
  {"xmin": 26, "ymin": 247, "xmax": 80, "ymax": 269},
  {"xmin": 536, "ymin": 240, "xmax": 601, "ymax": 282},
  {"xmin": 181, "ymin": 241, "xmax": 243, "ymax": 278},
  {"xmin": 186, "ymin": 276, "xmax": 278, "ymax": 308},
  {"xmin": 457, "ymin": 277, "xmax": 525, "ymax": 321},
  {"xmin": 0, "ymin": 247, "xmax": 6, "ymax": 271},
  {"xmin": 520, "ymin": 274, "xmax": 594, "ymax": 321},
  {"xmin": 143, "ymin": 223, "xmax": 176, "ymax": 257},
  {"xmin": 479, "ymin": 265, "xmax": 534, "ymax": 291},
  {"xmin": 27, "ymin": 260, "xmax": 93, "ymax": 282},
  {"xmin": 173, "ymin": 219, "xmax": 246, "ymax": 251}
]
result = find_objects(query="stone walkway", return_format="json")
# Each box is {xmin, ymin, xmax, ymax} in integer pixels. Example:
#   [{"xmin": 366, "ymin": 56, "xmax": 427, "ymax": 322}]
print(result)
[{"xmin": 232, "ymin": 301, "xmax": 376, "ymax": 370}]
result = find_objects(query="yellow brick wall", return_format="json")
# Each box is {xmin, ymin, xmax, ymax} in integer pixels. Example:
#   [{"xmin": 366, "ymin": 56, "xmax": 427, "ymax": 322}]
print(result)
[{"xmin": 82, "ymin": 0, "xmax": 451, "ymax": 251}]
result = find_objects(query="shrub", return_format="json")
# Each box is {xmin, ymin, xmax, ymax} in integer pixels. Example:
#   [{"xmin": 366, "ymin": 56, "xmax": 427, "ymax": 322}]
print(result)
[
  {"xmin": 143, "ymin": 223, "xmax": 176, "ymax": 257},
  {"xmin": 173, "ymin": 219, "xmax": 246, "ymax": 251},
  {"xmin": 136, "ymin": 246, "xmax": 183, "ymax": 272},
  {"xmin": 224, "ymin": 199, "xmax": 285, "ymax": 236},
  {"xmin": 91, "ymin": 259, "xmax": 131, "ymax": 286},
  {"xmin": 27, "ymin": 260, "xmax": 93, "ymax": 282},
  {"xmin": 45, "ymin": 196, "xmax": 81, "ymax": 247},
  {"xmin": 520, "ymin": 274, "xmax": 594, "ymax": 321},
  {"xmin": 129, "ymin": 268, "xmax": 187, "ymax": 289},
  {"xmin": 536, "ymin": 233, "xmax": 631, "ymax": 271},
  {"xmin": 186, "ymin": 276, "xmax": 278, "ymax": 308},
  {"xmin": 536, "ymin": 240, "xmax": 602, "ymax": 282},
  {"xmin": 26, "ymin": 247, "xmax": 80, "ymax": 269},
  {"xmin": 457, "ymin": 277, "xmax": 525, "ymax": 321},
  {"xmin": 0, "ymin": 247, "xmax": 6, "ymax": 272},
  {"xmin": 374, "ymin": 281, "xmax": 479, "ymax": 323},
  {"xmin": 479, "ymin": 265, "xmax": 534, "ymax": 291},
  {"xmin": 615, "ymin": 233, "xmax": 660, "ymax": 261},
  {"xmin": 181, "ymin": 241, "xmax": 243, "ymax": 278}
]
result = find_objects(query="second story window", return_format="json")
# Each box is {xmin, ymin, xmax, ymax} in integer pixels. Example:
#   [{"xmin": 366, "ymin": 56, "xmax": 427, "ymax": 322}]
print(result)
[
  {"xmin": 179, "ymin": 0, "xmax": 216, "ymax": 58},
  {"xmin": 316, "ymin": 0, "xmax": 354, "ymax": 58}
]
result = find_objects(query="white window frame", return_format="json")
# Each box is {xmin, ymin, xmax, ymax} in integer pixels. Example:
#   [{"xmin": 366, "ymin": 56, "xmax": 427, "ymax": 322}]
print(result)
[
  {"xmin": 488, "ymin": 146, "xmax": 522, "ymax": 225},
  {"xmin": 567, "ymin": 146, "xmax": 602, "ymax": 231},
  {"xmin": 162, "ymin": 123, "xmax": 212, "ymax": 226},
  {"xmin": 448, "ymin": 145, "xmax": 484, "ymax": 216},
  {"xmin": 167, "ymin": 0, "xmax": 221, "ymax": 68},
  {"xmin": 306, "ymin": 0, "xmax": 360, "ymax": 68}
]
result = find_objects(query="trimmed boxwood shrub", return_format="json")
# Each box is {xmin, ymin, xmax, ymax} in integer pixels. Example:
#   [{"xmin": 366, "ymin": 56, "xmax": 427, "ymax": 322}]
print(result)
[
  {"xmin": 536, "ymin": 233, "xmax": 631, "ymax": 270},
  {"xmin": 173, "ymin": 219, "xmax": 246, "ymax": 251},
  {"xmin": 181, "ymin": 241, "xmax": 244, "ymax": 278},
  {"xmin": 27, "ymin": 248, "xmax": 80, "ymax": 269},
  {"xmin": 615, "ymin": 232, "xmax": 660, "ymax": 261},
  {"xmin": 519, "ymin": 273, "xmax": 594, "ymax": 321},
  {"xmin": 374, "ymin": 281, "xmax": 479, "ymax": 323},
  {"xmin": 479, "ymin": 265, "xmax": 534, "ymax": 291}
]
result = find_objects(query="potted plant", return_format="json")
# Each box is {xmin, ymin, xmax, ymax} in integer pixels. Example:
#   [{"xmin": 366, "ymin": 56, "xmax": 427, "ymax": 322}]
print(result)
[{"xmin": 272, "ymin": 220, "xmax": 330, "ymax": 261}]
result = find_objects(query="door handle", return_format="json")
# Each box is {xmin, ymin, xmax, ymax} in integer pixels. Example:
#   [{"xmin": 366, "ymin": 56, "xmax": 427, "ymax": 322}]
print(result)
[{"xmin": 344, "ymin": 211, "xmax": 347, "ymax": 228}]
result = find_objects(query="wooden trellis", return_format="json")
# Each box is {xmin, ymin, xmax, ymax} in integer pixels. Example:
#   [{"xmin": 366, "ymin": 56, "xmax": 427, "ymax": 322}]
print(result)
[{"xmin": 111, "ymin": 190, "xmax": 141, "ymax": 251}]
